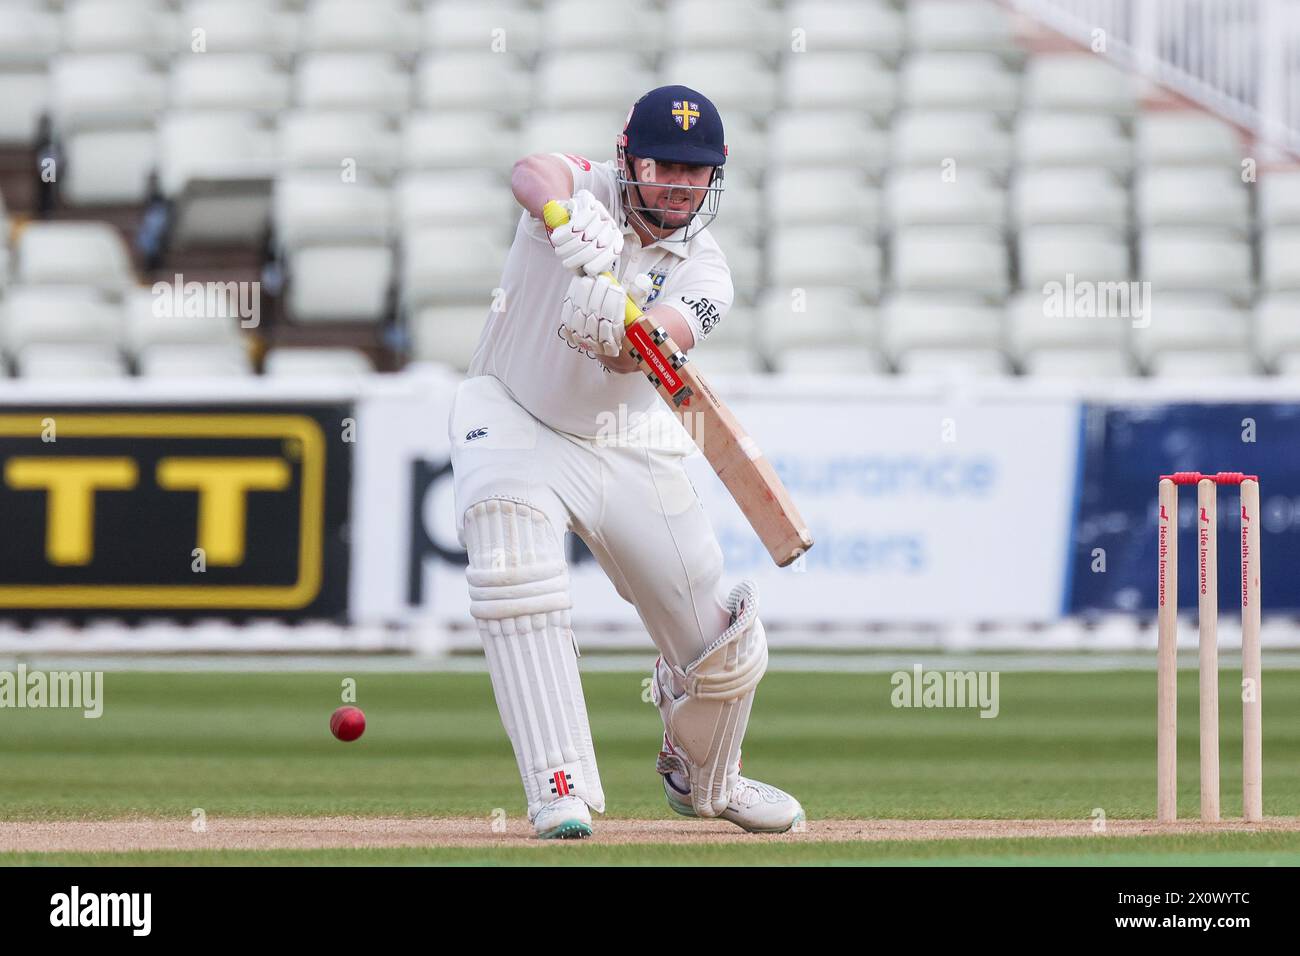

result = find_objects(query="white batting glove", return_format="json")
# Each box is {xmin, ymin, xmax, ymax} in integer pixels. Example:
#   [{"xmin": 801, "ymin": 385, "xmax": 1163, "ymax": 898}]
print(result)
[
  {"xmin": 560, "ymin": 272, "xmax": 655, "ymax": 356},
  {"xmin": 548, "ymin": 189, "xmax": 624, "ymax": 277}
]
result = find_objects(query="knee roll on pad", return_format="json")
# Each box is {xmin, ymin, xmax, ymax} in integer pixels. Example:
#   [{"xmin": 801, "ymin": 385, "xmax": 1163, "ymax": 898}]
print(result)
[
  {"xmin": 653, "ymin": 580, "xmax": 769, "ymax": 817},
  {"xmin": 463, "ymin": 497, "xmax": 605, "ymax": 817}
]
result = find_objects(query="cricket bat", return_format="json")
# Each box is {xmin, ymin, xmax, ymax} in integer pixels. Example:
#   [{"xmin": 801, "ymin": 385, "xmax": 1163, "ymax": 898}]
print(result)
[{"xmin": 544, "ymin": 200, "xmax": 813, "ymax": 567}]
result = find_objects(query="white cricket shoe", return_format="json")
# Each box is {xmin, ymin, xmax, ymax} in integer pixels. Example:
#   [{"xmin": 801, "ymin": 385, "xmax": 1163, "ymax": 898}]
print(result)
[
  {"xmin": 658, "ymin": 750, "xmax": 805, "ymax": 834},
  {"xmin": 532, "ymin": 795, "xmax": 593, "ymax": 840}
]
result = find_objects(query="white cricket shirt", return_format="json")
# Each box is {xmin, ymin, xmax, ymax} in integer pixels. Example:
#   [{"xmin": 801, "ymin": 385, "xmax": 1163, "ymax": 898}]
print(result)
[{"xmin": 465, "ymin": 154, "xmax": 734, "ymax": 440}]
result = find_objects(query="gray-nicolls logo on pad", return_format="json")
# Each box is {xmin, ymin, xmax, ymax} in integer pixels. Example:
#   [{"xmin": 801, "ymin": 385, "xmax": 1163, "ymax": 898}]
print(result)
[{"xmin": 50, "ymin": 886, "xmax": 151, "ymax": 936}]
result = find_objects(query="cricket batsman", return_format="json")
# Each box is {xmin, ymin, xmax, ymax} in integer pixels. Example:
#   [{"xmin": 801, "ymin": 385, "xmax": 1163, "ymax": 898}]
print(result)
[{"xmin": 447, "ymin": 85, "xmax": 804, "ymax": 839}]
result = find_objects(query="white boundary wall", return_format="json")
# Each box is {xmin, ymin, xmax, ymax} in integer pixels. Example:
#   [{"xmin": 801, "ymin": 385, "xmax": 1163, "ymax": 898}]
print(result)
[{"xmin": 3, "ymin": 368, "xmax": 1300, "ymax": 652}]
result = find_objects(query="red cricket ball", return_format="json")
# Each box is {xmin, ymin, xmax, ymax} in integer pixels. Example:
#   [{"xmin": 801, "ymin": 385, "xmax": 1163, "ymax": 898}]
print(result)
[{"xmin": 330, "ymin": 705, "xmax": 366, "ymax": 742}]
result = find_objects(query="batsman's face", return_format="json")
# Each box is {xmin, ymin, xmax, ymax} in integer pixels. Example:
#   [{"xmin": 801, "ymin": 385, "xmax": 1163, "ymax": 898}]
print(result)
[{"xmin": 632, "ymin": 157, "xmax": 713, "ymax": 228}]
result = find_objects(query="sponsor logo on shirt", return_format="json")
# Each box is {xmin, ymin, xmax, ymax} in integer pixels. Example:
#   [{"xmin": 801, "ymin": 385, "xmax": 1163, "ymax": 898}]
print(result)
[{"xmin": 680, "ymin": 295, "xmax": 722, "ymax": 336}]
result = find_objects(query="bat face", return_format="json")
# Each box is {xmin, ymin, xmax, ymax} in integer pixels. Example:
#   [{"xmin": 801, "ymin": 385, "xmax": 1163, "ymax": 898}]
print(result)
[{"xmin": 627, "ymin": 312, "xmax": 812, "ymax": 568}]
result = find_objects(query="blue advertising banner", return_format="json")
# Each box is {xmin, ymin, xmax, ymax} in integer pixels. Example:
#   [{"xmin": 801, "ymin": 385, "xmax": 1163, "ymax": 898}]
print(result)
[{"xmin": 1067, "ymin": 402, "xmax": 1300, "ymax": 614}]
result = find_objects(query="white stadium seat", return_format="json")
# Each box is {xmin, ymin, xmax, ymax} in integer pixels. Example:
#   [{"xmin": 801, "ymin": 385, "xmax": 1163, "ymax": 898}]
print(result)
[
  {"xmin": 1005, "ymin": 289, "xmax": 1128, "ymax": 358},
  {"xmin": 0, "ymin": 6, "xmax": 59, "ymax": 68},
  {"xmin": 713, "ymin": 235, "xmax": 761, "ymax": 295},
  {"xmin": 1022, "ymin": 348, "xmax": 1136, "ymax": 379},
  {"xmin": 1255, "ymin": 294, "xmax": 1300, "ymax": 363},
  {"xmin": 891, "ymin": 111, "xmax": 1011, "ymax": 176},
  {"xmin": 0, "ymin": 71, "xmax": 50, "ymax": 145},
  {"xmin": 178, "ymin": 1, "xmax": 298, "ymax": 58},
  {"xmin": 907, "ymin": 0, "xmax": 1018, "ymax": 56},
  {"xmin": 892, "ymin": 229, "xmax": 1009, "ymax": 299},
  {"xmin": 544, "ymin": 0, "xmax": 657, "ymax": 53},
  {"xmin": 880, "ymin": 294, "xmax": 1002, "ymax": 359},
  {"xmin": 767, "ymin": 168, "xmax": 879, "ymax": 227},
  {"xmin": 518, "ymin": 111, "xmax": 622, "ymax": 164},
  {"xmin": 1016, "ymin": 112, "xmax": 1132, "ymax": 171},
  {"xmin": 715, "ymin": 115, "xmax": 765, "ymax": 181},
  {"xmin": 295, "ymin": 53, "xmax": 411, "ymax": 113},
  {"xmin": 409, "ymin": 304, "xmax": 488, "ymax": 371},
  {"xmin": 415, "ymin": 53, "xmax": 531, "ymax": 115},
  {"xmin": 402, "ymin": 112, "xmax": 518, "ymax": 171},
  {"xmin": 170, "ymin": 55, "xmax": 291, "ymax": 115},
  {"xmin": 779, "ymin": 1, "xmax": 906, "ymax": 58},
  {"xmin": 1135, "ymin": 169, "xmax": 1250, "ymax": 236},
  {"xmin": 288, "ymin": 245, "xmax": 395, "ymax": 324},
  {"xmin": 63, "ymin": 0, "xmax": 174, "ymax": 57},
  {"xmin": 1017, "ymin": 227, "xmax": 1131, "ymax": 289},
  {"xmin": 1141, "ymin": 230, "xmax": 1253, "ymax": 302},
  {"xmin": 16, "ymin": 344, "xmax": 128, "ymax": 380},
  {"xmin": 712, "ymin": 168, "xmax": 760, "ymax": 233},
  {"xmin": 421, "ymin": 1, "xmax": 541, "ymax": 56},
  {"xmin": 534, "ymin": 54, "xmax": 655, "ymax": 111},
  {"xmin": 770, "ymin": 346, "xmax": 888, "ymax": 375},
  {"xmin": 278, "ymin": 110, "xmax": 400, "ymax": 179},
  {"xmin": 659, "ymin": 53, "xmax": 780, "ymax": 117},
  {"xmin": 768, "ymin": 111, "xmax": 890, "ymax": 173},
  {"xmin": 885, "ymin": 169, "xmax": 1005, "ymax": 231},
  {"xmin": 901, "ymin": 53, "xmax": 1018, "ymax": 114},
  {"xmin": 770, "ymin": 226, "xmax": 882, "ymax": 299},
  {"xmin": 394, "ymin": 171, "xmax": 514, "ymax": 234},
  {"xmin": 1147, "ymin": 350, "xmax": 1259, "ymax": 379},
  {"xmin": 1274, "ymin": 352, "xmax": 1300, "ymax": 377},
  {"xmin": 1258, "ymin": 170, "xmax": 1300, "ymax": 229},
  {"xmin": 16, "ymin": 222, "xmax": 134, "ymax": 295},
  {"xmin": 51, "ymin": 54, "xmax": 165, "ymax": 131},
  {"xmin": 783, "ymin": 53, "xmax": 897, "ymax": 120},
  {"xmin": 122, "ymin": 287, "xmax": 245, "ymax": 354},
  {"xmin": 1, "ymin": 287, "xmax": 124, "ymax": 352},
  {"xmin": 62, "ymin": 127, "xmax": 157, "ymax": 205},
  {"xmin": 1023, "ymin": 53, "xmax": 1138, "ymax": 115},
  {"xmin": 298, "ymin": 0, "xmax": 419, "ymax": 54},
  {"xmin": 1130, "ymin": 293, "xmax": 1251, "ymax": 362},
  {"xmin": 1136, "ymin": 112, "xmax": 1242, "ymax": 168},
  {"xmin": 896, "ymin": 347, "xmax": 1011, "ymax": 378},
  {"xmin": 756, "ymin": 286, "xmax": 876, "ymax": 352},
  {"xmin": 660, "ymin": 0, "xmax": 777, "ymax": 53},
  {"xmin": 274, "ymin": 173, "xmax": 394, "ymax": 249},
  {"xmin": 138, "ymin": 343, "xmax": 253, "ymax": 378},
  {"xmin": 401, "ymin": 227, "xmax": 507, "ymax": 308},
  {"xmin": 691, "ymin": 300, "xmax": 753, "ymax": 351},
  {"xmin": 1260, "ymin": 230, "xmax": 1300, "ymax": 293},
  {"xmin": 264, "ymin": 347, "xmax": 374, "ymax": 377},
  {"xmin": 692, "ymin": 346, "xmax": 764, "ymax": 374},
  {"xmin": 1012, "ymin": 169, "xmax": 1128, "ymax": 234},
  {"xmin": 158, "ymin": 110, "xmax": 276, "ymax": 198}
]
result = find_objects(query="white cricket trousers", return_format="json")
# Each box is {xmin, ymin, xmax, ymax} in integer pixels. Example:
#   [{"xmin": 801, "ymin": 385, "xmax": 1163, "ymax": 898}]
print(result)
[{"xmin": 448, "ymin": 374, "xmax": 732, "ymax": 667}]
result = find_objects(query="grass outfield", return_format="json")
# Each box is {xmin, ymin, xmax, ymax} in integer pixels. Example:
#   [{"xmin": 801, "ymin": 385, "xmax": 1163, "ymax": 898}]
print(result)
[{"xmin": 0, "ymin": 668, "xmax": 1296, "ymax": 864}]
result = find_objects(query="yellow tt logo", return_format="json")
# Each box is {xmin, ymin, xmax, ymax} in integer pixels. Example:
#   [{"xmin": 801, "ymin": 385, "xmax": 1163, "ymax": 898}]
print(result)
[{"xmin": 5, "ymin": 457, "xmax": 290, "ymax": 566}]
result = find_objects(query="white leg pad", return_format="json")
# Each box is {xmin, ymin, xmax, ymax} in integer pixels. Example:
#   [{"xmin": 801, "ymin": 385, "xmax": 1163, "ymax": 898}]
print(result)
[
  {"xmin": 652, "ymin": 580, "xmax": 769, "ymax": 817},
  {"xmin": 464, "ymin": 497, "xmax": 605, "ymax": 819}
]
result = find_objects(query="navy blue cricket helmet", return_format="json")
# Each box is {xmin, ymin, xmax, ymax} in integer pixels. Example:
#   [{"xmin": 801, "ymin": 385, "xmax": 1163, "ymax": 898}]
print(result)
[{"xmin": 616, "ymin": 85, "xmax": 726, "ymax": 242}]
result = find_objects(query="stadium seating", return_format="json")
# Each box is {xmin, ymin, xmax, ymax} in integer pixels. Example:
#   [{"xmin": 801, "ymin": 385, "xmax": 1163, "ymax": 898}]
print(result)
[{"xmin": 0, "ymin": 0, "xmax": 1291, "ymax": 384}]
